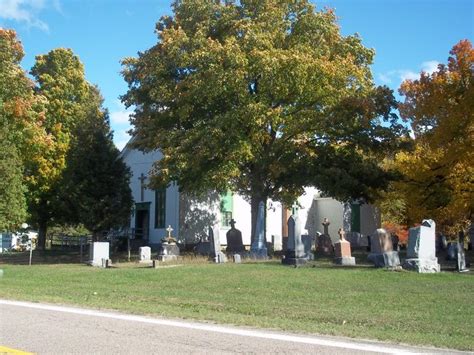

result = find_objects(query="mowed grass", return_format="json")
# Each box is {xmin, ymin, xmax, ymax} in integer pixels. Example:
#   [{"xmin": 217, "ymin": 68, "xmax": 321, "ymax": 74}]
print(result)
[{"xmin": 0, "ymin": 256, "xmax": 473, "ymax": 350}]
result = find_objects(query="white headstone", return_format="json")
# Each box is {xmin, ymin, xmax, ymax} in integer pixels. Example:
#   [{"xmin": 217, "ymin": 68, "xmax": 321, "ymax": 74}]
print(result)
[
  {"xmin": 209, "ymin": 226, "xmax": 225, "ymax": 263},
  {"xmin": 89, "ymin": 242, "xmax": 110, "ymax": 267},
  {"xmin": 139, "ymin": 246, "xmax": 151, "ymax": 262},
  {"xmin": 407, "ymin": 220, "xmax": 436, "ymax": 259},
  {"xmin": 403, "ymin": 219, "xmax": 440, "ymax": 273}
]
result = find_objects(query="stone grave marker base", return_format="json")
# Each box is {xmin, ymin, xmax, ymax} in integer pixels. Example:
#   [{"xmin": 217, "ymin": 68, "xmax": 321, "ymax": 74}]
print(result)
[
  {"xmin": 403, "ymin": 258, "xmax": 440, "ymax": 273},
  {"xmin": 250, "ymin": 249, "xmax": 268, "ymax": 260},
  {"xmin": 368, "ymin": 251, "xmax": 400, "ymax": 268},
  {"xmin": 281, "ymin": 257, "xmax": 307, "ymax": 266},
  {"xmin": 157, "ymin": 242, "xmax": 180, "ymax": 262},
  {"xmin": 210, "ymin": 252, "xmax": 227, "ymax": 263},
  {"xmin": 334, "ymin": 256, "xmax": 356, "ymax": 266},
  {"xmin": 157, "ymin": 254, "xmax": 179, "ymax": 262}
]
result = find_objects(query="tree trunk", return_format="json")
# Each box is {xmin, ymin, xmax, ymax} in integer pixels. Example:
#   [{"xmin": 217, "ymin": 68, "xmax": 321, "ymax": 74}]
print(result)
[
  {"xmin": 93, "ymin": 231, "xmax": 102, "ymax": 242},
  {"xmin": 250, "ymin": 190, "xmax": 267, "ymax": 245},
  {"xmin": 36, "ymin": 198, "xmax": 49, "ymax": 251},
  {"xmin": 37, "ymin": 220, "xmax": 47, "ymax": 251}
]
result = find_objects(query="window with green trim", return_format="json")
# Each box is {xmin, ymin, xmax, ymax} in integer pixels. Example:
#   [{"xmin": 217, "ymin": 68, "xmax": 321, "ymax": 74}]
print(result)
[
  {"xmin": 155, "ymin": 188, "xmax": 166, "ymax": 229},
  {"xmin": 351, "ymin": 203, "xmax": 361, "ymax": 233},
  {"xmin": 220, "ymin": 190, "xmax": 233, "ymax": 227}
]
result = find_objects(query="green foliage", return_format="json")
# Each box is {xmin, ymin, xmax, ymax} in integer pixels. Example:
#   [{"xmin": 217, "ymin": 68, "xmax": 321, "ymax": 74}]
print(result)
[
  {"xmin": 0, "ymin": 29, "xmax": 46, "ymax": 230},
  {"xmin": 58, "ymin": 88, "xmax": 133, "ymax": 237},
  {"xmin": 28, "ymin": 48, "xmax": 93, "ymax": 248},
  {"xmin": 47, "ymin": 224, "xmax": 90, "ymax": 238},
  {"xmin": 0, "ymin": 132, "xmax": 27, "ymax": 230},
  {"xmin": 122, "ymin": 0, "xmax": 407, "ymax": 228}
]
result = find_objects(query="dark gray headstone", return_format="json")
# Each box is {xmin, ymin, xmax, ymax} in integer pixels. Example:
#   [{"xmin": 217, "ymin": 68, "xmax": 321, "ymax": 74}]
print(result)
[
  {"xmin": 446, "ymin": 242, "xmax": 458, "ymax": 261},
  {"xmin": 282, "ymin": 215, "xmax": 307, "ymax": 266},
  {"xmin": 226, "ymin": 220, "xmax": 245, "ymax": 253},
  {"xmin": 194, "ymin": 238, "xmax": 211, "ymax": 256}
]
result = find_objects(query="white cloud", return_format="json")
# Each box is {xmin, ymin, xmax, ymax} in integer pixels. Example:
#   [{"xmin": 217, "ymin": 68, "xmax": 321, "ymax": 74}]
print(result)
[
  {"xmin": 421, "ymin": 60, "xmax": 440, "ymax": 74},
  {"xmin": 398, "ymin": 70, "xmax": 419, "ymax": 82},
  {"xmin": 378, "ymin": 72, "xmax": 392, "ymax": 84},
  {"xmin": 110, "ymin": 110, "xmax": 132, "ymax": 125},
  {"xmin": 0, "ymin": 0, "xmax": 57, "ymax": 31},
  {"xmin": 110, "ymin": 101, "xmax": 133, "ymax": 150},
  {"xmin": 113, "ymin": 128, "xmax": 132, "ymax": 151},
  {"xmin": 377, "ymin": 59, "xmax": 440, "ymax": 86}
]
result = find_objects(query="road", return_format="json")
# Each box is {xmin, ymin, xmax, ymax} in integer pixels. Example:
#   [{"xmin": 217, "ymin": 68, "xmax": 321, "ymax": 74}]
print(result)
[{"xmin": 0, "ymin": 300, "xmax": 466, "ymax": 354}]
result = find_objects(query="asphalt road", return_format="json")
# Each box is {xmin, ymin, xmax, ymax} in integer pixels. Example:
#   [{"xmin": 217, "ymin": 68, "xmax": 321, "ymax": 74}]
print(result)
[{"xmin": 0, "ymin": 300, "xmax": 467, "ymax": 355}]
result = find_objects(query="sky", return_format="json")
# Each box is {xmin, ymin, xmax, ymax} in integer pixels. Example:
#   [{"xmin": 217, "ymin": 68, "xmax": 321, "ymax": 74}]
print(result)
[{"xmin": 1, "ymin": 0, "xmax": 473, "ymax": 150}]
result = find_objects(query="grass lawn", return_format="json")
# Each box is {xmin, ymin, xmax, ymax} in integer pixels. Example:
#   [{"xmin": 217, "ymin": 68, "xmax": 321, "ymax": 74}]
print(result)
[{"xmin": 0, "ymin": 251, "xmax": 473, "ymax": 351}]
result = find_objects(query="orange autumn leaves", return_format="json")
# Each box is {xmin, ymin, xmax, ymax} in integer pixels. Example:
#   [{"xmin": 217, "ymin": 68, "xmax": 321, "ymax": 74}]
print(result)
[{"xmin": 391, "ymin": 40, "xmax": 473, "ymax": 236}]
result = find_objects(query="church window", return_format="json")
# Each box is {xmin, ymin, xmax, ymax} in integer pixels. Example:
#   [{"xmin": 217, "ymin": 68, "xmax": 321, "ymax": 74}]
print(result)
[
  {"xmin": 350, "ymin": 203, "xmax": 361, "ymax": 233},
  {"xmin": 220, "ymin": 190, "xmax": 233, "ymax": 227},
  {"xmin": 155, "ymin": 188, "xmax": 166, "ymax": 228}
]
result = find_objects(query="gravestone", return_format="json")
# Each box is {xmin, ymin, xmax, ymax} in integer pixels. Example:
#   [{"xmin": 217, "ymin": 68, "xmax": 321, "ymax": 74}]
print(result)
[
  {"xmin": 436, "ymin": 233, "xmax": 448, "ymax": 253},
  {"xmin": 209, "ymin": 226, "xmax": 226, "ymax": 263},
  {"xmin": 225, "ymin": 219, "xmax": 245, "ymax": 254},
  {"xmin": 250, "ymin": 202, "xmax": 268, "ymax": 259},
  {"xmin": 282, "ymin": 215, "xmax": 307, "ymax": 266},
  {"xmin": 89, "ymin": 242, "xmax": 110, "ymax": 267},
  {"xmin": 403, "ymin": 219, "xmax": 440, "ymax": 273},
  {"xmin": 301, "ymin": 235, "xmax": 315, "ymax": 260},
  {"xmin": 233, "ymin": 254, "xmax": 242, "ymax": 264},
  {"xmin": 345, "ymin": 232, "xmax": 365, "ymax": 249},
  {"xmin": 316, "ymin": 218, "xmax": 333, "ymax": 255},
  {"xmin": 392, "ymin": 235, "xmax": 400, "ymax": 252},
  {"xmin": 334, "ymin": 229, "xmax": 356, "ymax": 266},
  {"xmin": 194, "ymin": 236, "xmax": 211, "ymax": 256},
  {"xmin": 368, "ymin": 229, "xmax": 400, "ymax": 268},
  {"xmin": 139, "ymin": 246, "xmax": 151, "ymax": 263},
  {"xmin": 446, "ymin": 242, "xmax": 458, "ymax": 261},
  {"xmin": 157, "ymin": 226, "xmax": 180, "ymax": 262},
  {"xmin": 456, "ymin": 230, "xmax": 469, "ymax": 272}
]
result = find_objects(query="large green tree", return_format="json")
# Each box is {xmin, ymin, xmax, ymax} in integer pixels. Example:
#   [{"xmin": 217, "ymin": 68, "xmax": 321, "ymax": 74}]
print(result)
[
  {"xmin": 0, "ymin": 29, "xmax": 46, "ymax": 230},
  {"xmin": 122, "ymin": 0, "xmax": 406, "ymax": 241},
  {"xmin": 29, "ymin": 48, "xmax": 91, "ymax": 249},
  {"xmin": 58, "ymin": 88, "xmax": 133, "ymax": 240}
]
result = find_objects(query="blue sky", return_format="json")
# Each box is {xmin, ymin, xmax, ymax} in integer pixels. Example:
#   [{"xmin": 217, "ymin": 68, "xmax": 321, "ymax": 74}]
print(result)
[{"xmin": 1, "ymin": 0, "xmax": 473, "ymax": 149}]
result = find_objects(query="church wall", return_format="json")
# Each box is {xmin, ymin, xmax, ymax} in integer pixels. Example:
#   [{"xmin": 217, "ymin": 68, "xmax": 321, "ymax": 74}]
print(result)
[
  {"xmin": 122, "ymin": 145, "xmax": 380, "ymax": 248},
  {"xmin": 305, "ymin": 197, "xmax": 345, "ymax": 242},
  {"xmin": 123, "ymin": 148, "xmax": 181, "ymax": 245}
]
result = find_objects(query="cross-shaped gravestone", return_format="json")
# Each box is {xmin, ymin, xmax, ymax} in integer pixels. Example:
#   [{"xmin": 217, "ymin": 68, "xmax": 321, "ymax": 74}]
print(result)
[
  {"xmin": 229, "ymin": 219, "xmax": 236, "ymax": 229},
  {"xmin": 338, "ymin": 228, "xmax": 346, "ymax": 241},
  {"xmin": 322, "ymin": 218, "xmax": 330, "ymax": 236},
  {"xmin": 139, "ymin": 173, "xmax": 147, "ymax": 202},
  {"xmin": 291, "ymin": 201, "xmax": 299, "ymax": 216},
  {"xmin": 166, "ymin": 225, "xmax": 173, "ymax": 238}
]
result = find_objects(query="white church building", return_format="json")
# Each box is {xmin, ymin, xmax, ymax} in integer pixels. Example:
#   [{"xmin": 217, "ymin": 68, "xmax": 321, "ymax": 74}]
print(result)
[{"xmin": 121, "ymin": 144, "xmax": 380, "ymax": 249}]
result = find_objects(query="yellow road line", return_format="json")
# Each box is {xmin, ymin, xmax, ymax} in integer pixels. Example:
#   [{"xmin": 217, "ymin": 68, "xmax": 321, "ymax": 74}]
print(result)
[{"xmin": 0, "ymin": 346, "xmax": 33, "ymax": 355}]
